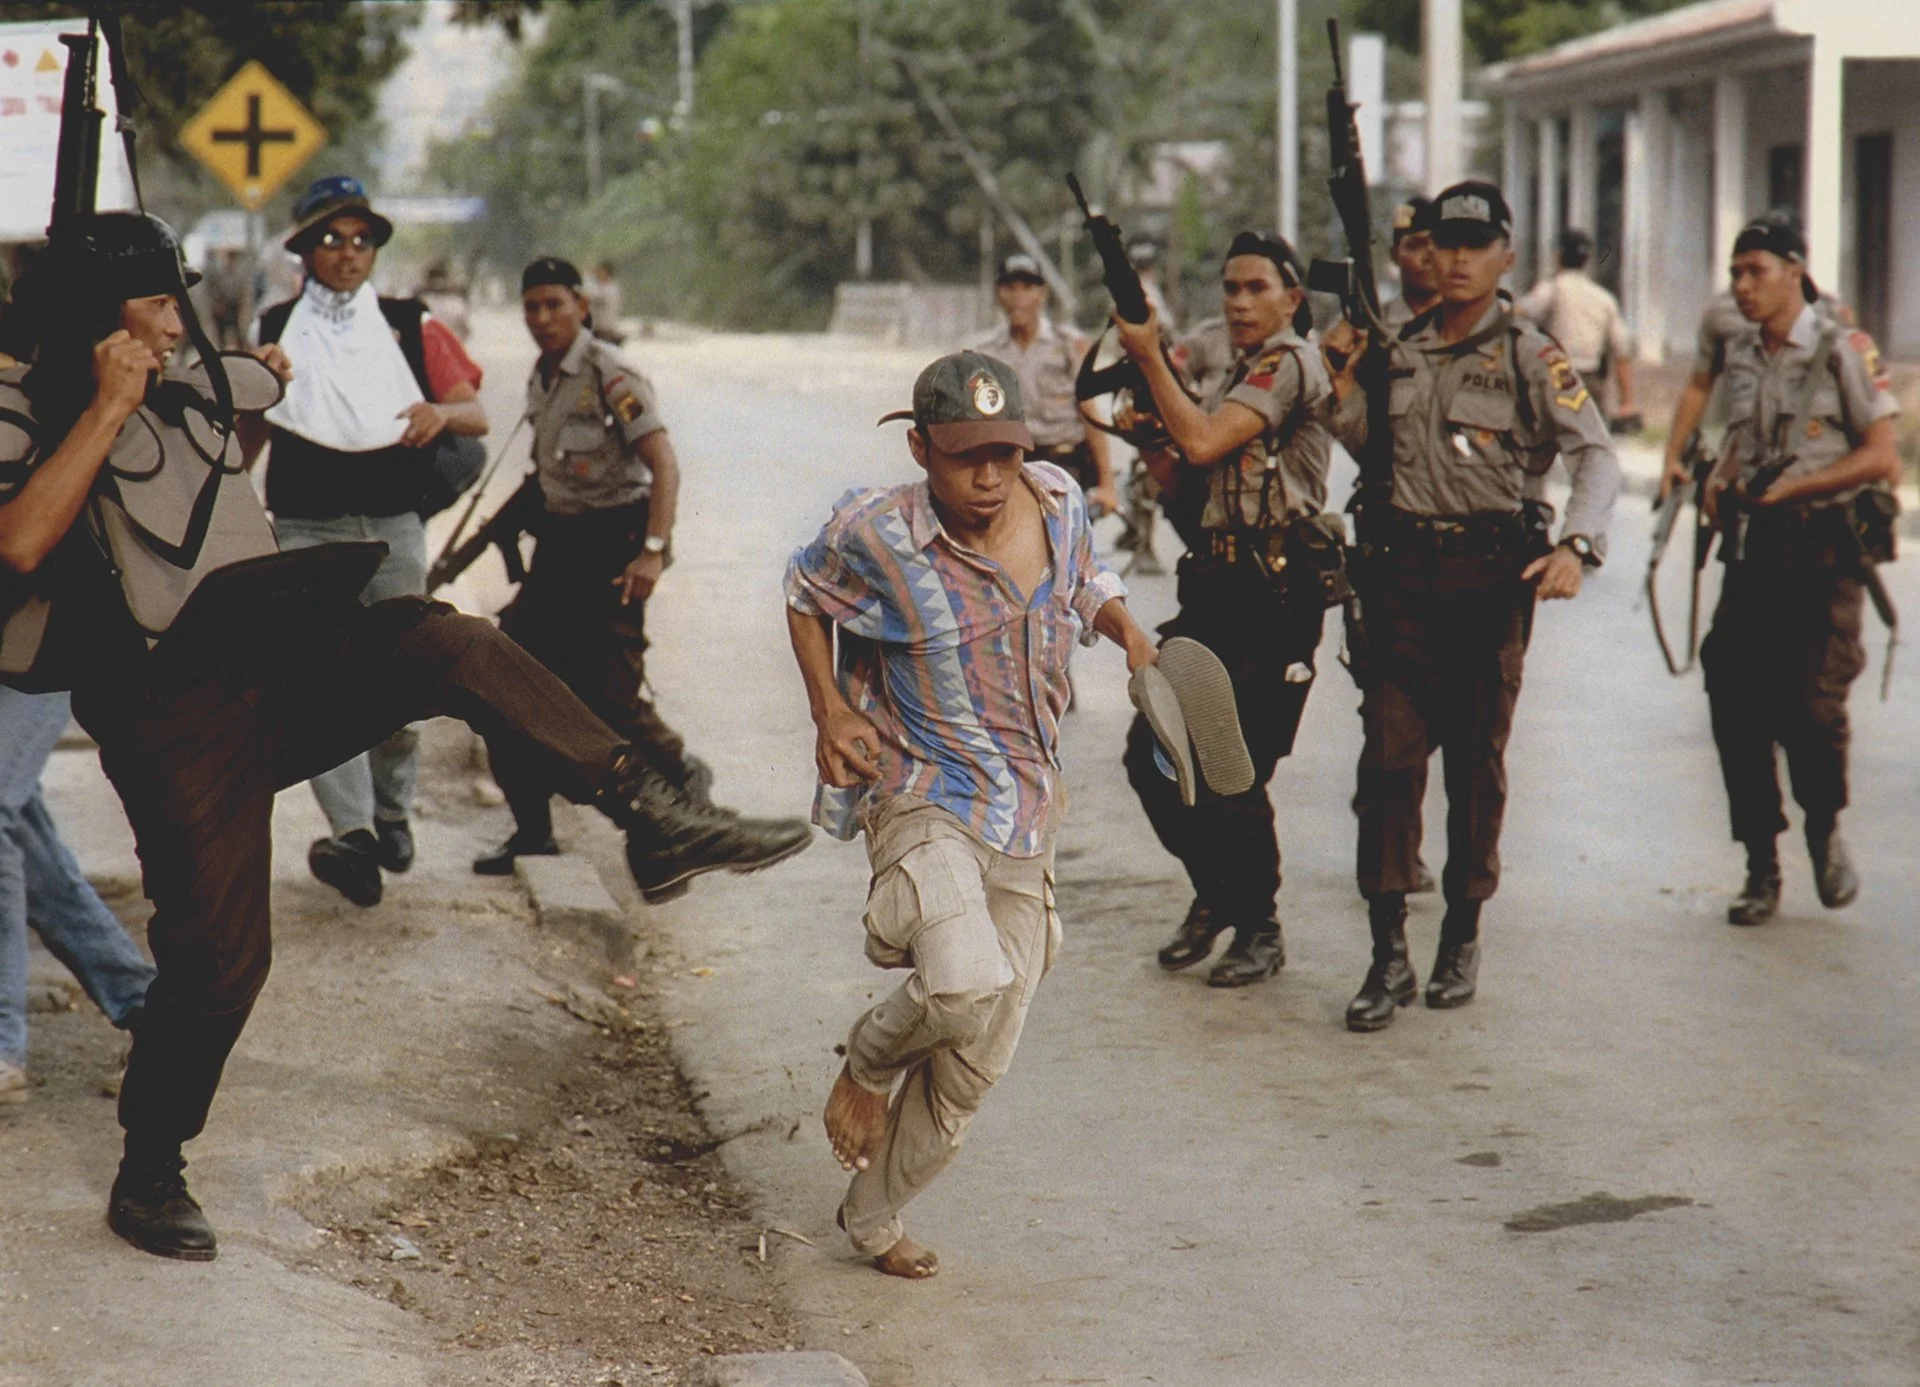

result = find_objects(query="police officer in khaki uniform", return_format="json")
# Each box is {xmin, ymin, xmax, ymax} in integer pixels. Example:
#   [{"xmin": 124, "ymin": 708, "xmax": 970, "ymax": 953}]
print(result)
[
  {"xmin": 973, "ymin": 253, "xmax": 1118, "ymax": 513},
  {"xmin": 476, "ymin": 257, "xmax": 720, "ymax": 879},
  {"xmin": 1115, "ymin": 232, "xmax": 1337, "ymax": 988},
  {"xmin": 1381, "ymin": 196, "xmax": 1439, "ymax": 331},
  {"xmin": 1325, "ymin": 182, "xmax": 1621, "ymax": 1031},
  {"xmin": 1661, "ymin": 209, "xmax": 1854, "ymax": 500},
  {"xmin": 1700, "ymin": 217, "xmax": 1900, "ymax": 925}
]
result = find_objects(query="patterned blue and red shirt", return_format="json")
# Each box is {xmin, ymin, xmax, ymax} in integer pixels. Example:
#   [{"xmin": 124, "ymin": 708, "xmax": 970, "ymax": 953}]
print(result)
[{"xmin": 785, "ymin": 462, "xmax": 1126, "ymax": 858}]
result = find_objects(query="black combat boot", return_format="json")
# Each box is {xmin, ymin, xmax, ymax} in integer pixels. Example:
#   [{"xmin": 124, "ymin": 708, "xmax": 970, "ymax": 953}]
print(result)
[
  {"xmin": 374, "ymin": 817, "xmax": 415, "ymax": 874},
  {"xmin": 1809, "ymin": 827, "xmax": 1859, "ymax": 909},
  {"xmin": 108, "ymin": 1145, "xmax": 217, "ymax": 1262},
  {"xmin": 1207, "ymin": 920, "xmax": 1285, "ymax": 988},
  {"xmin": 472, "ymin": 828, "xmax": 561, "ymax": 876},
  {"xmin": 308, "ymin": 830, "xmax": 382, "ymax": 907},
  {"xmin": 605, "ymin": 753, "xmax": 813, "ymax": 904},
  {"xmin": 1157, "ymin": 901, "xmax": 1229, "ymax": 971},
  {"xmin": 1347, "ymin": 894, "xmax": 1417, "ymax": 1032},
  {"xmin": 1426, "ymin": 902, "xmax": 1481, "ymax": 1009},
  {"xmin": 1727, "ymin": 841, "xmax": 1781, "ymax": 926}
]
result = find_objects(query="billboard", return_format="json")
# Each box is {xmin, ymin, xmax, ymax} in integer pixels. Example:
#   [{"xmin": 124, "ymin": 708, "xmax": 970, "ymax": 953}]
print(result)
[{"xmin": 0, "ymin": 19, "xmax": 138, "ymax": 242}]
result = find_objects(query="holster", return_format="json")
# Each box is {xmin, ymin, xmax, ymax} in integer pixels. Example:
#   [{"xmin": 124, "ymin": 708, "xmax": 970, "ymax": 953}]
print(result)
[
  {"xmin": 1852, "ymin": 486, "xmax": 1900, "ymax": 566},
  {"xmin": 1194, "ymin": 513, "xmax": 1352, "ymax": 611}
]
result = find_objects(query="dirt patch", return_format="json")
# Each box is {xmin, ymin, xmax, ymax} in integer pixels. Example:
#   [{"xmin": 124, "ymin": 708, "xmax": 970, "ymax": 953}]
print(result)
[
  {"xmin": 1504, "ymin": 1191, "xmax": 1694, "ymax": 1234},
  {"xmin": 293, "ymin": 978, "xmax": 797, "ymax": 1386}
]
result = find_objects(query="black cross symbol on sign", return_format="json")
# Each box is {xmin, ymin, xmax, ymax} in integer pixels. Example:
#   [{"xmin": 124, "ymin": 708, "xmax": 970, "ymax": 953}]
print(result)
[{"xmin": 210, "ymin": 94, "xmax": 295, "ymax": 178}]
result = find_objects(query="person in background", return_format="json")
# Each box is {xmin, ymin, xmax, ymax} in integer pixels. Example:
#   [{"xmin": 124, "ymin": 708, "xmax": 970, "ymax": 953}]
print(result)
[
  {"xmin": 0, "ymin": 687, "xmax": 155, "ymax": 1108},
  {"xmin": 1697, "ymin": 216, "xmax": 1899, "ymax": 926},
  {"xmin": 587, "ymin": 260, "xmax": 626, "ymax": 345},
  {"xmin": 1662, "ymin": 209, "xmax": 1854, "ymax": 501},
  {"xmin": 973, "ymin": 254, "xmax": 1118, "ymax": 515},
  {"xmin": 1382, "ymin": 196, "xmax": 1440, "ymax": 328},
  {"xmin": 1516, "ymin": 228, "xmax": 1637, "ymax": 427},
  {"xmin": 247, "ymin": 175, "xmax": 490, "ymax": 907}
]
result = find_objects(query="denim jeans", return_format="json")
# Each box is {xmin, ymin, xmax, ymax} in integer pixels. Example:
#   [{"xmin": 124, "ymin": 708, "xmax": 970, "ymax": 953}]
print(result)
[
  {"xmin": 0, "ymin": 690, "xmax": 155, "ymax": 1068},
  {"xmin": 275, "ymin": 512, "xmax": 428, "ymax": 835}
]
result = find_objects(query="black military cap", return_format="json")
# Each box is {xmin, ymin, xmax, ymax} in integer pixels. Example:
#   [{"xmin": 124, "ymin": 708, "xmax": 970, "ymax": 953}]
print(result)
[
  {"xmin": 879, "ymin": 350, "xmax": 1035, "ymax": 453},
  {"xmin": 521, "ymin": 256, "xmax": 584, "ymax": 294},
  {"xmin": 1430, "ymin": 180, "xmax": 1514, "ymax": 247},
  {"xmin": 1731, "ymin": 214, "xmax": 1821, "ymax": 303},
  {"xmin": 995, "ymin": 253, "xmax": 1047, "ymax": 286},
  {"xmin": 1224, "ymin": 230, "xmax": 1305, "ymax": 287},
  {"xmin": 1391, "ymin": 196, "xmax": 1435, "ymax": 243}
]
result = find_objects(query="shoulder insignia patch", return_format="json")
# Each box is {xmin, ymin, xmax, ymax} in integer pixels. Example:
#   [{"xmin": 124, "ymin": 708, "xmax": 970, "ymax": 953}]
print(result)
[
  {"xmin": 614, "ymin": 390, "xmax": 644, "ymax": 425},
  {"xmin": 1848, "ymin": 329, "xmax": 1887, "ymax": 385},
  {"xmin": 1547, "ymin": 356, "xmax": 1588, "ymax": 412}
]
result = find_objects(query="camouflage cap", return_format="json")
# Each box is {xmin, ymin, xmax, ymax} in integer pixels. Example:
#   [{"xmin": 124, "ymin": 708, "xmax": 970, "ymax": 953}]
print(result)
[{"xmin": 879, "ymin": 350, "xmax": 1035, "ymax": 453}]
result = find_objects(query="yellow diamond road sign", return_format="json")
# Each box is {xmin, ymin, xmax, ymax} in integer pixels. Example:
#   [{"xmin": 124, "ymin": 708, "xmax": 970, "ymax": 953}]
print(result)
[{"xmin": 178, "ymin": 61, "xmax": 326, "ymax": 210}]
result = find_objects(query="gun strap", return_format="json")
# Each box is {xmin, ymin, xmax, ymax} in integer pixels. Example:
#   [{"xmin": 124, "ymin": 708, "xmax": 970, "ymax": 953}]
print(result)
[
  {"xmin": 97, "ymin": 10, "xmax": 142, "ymax": 210},
  {"xmin": 1780, "ymin": 327, "xmax": 1838, "ymax": 461}
]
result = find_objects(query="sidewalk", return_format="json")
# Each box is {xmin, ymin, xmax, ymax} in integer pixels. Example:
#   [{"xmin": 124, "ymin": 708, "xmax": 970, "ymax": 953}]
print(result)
[{"xmin": 3, "ymin": 728, "xmax": 638, "ymax": 1387}]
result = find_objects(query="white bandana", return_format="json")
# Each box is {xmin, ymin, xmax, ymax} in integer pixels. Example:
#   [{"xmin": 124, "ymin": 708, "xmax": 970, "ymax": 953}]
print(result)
[{"xmin": 264, "ymin": 280, "xmax": 424, "ymax": 452}]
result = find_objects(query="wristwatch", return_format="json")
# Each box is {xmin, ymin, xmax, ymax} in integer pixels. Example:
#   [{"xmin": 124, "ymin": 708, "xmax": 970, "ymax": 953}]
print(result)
[
  {"xmin": 1560, "ymin": 534, "xmax": 1598, "ymax": 567},
  {"xmin": 642, "ymin": 534, "xmax": 669, "ymax": 556}
]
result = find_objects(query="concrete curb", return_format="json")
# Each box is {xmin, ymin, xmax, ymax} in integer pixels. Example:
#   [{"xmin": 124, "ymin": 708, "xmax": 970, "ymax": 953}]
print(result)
[
  {"xmin": 514, "ymin": 854, "xmax": 637, "ymax": 968},
  {"xmin": 678, "ymin": 1352, "xmax": 868, "ymax": 1387}
]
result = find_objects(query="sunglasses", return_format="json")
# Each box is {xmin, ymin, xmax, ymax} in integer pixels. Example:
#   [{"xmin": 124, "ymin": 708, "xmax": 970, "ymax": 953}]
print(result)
[{"xmin": 317, "ymin": 230, "xmax": 376, "ymax": 252}]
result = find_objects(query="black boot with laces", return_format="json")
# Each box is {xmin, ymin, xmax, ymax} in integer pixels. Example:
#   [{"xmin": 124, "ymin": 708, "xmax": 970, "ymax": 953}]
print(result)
[
  {"xmin": 108, "ymin": 1145, "xmax": 217, "ymax": 1262},
  {"xmin": 1347, "ymin": 894, "xmax": 1418, "ymax": 1032},
  {"xmin": 602, "ymin": 751, "xmax": 813, "ymax": 903}
]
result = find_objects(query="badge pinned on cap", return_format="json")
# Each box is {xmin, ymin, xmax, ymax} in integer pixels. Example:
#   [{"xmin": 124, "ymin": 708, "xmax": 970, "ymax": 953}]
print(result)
[
  {"xmin": 1441, "ymin": 193, "xmax": 1491, "ymax": 223},
  {"xmin": 970, "ymin": 373, "xmax": 1007, "ymax": 417}
]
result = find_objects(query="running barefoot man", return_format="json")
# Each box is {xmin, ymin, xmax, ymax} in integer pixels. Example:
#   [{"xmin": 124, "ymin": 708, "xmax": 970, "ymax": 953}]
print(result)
[{"xmin": 786, "ymin": 351, "xmax": 1156, "ymax": 1278}]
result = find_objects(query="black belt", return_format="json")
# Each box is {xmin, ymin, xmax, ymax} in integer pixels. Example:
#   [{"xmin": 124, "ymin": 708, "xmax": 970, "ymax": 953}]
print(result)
[{"xmin": 1375, "ymin": 508, "xmax": 1533, "ymax": 557}]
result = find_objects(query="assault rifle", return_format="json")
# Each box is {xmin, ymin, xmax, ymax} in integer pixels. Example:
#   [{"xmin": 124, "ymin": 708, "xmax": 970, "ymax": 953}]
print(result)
[
  {"xmin": 49, "ymin": 23, "xmax": 102, "ymax": 235},
  {"xmin": 1311, "ymin": 18, "xmax": 1392, "ymax": 684},
  {"xmin": 1646, "ymin": 430, "xmax": 1717, "ymax": 674},
  {"xmin": 1066, "ymin": 174, "xmax": 1192, "ymax": 449},
  {"xmin": 426, "ymin": 474, "xmax": 540, "ymax": 592}
]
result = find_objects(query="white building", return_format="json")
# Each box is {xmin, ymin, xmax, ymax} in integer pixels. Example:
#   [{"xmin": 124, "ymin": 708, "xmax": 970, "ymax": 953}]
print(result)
[{"xmin": 1483, "ymin": 0, "xmax": 1920, "ymax": 361}]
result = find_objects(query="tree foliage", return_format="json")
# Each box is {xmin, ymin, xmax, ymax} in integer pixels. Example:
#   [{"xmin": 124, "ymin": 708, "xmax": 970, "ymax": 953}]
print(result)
[{"xmin": 439, "ymin": 0, "xmax": 1357, "ymax": 329}]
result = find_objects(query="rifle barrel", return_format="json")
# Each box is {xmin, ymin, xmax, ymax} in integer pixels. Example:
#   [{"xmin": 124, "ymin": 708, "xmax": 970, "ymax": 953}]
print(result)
[{"xmin": 1326, "ymin": 18, "xmax": 1345, "ymax": 86}]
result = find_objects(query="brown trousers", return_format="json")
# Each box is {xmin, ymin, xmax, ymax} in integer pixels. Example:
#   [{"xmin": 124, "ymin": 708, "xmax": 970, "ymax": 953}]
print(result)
[
  {"xmin": 71, "ymin": 597, "xmax": 626, "ymax": 1154},
  {"xmin": 488, "ymin": 508, "xmax": 689, "ymax": 841},
  {"xmin": 1354, "ymin": 555, "xmax": 1535, "ymax": 903},
  {"xmin": 1702, "ymin": 559, "xmax": 1865, "ymax": 848}
]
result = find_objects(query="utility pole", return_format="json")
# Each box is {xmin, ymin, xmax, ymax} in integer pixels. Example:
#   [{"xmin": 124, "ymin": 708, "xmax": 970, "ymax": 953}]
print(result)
[
  {"xmin": 1423, "ymin": 0, "xmax": 1463, "ymax": 192},
  {"xmin": 582, "ymin": 73, "xmax": 623, "ymax": 202},
  {"xmin": 1276, "ymin": 0, "xmax": 1297, "ymax": 242},
  {"xmin": 672, "ymin": 0, "xmax": 694, "ymax": 119},
  {"xmin": 854, "ymin": 1, "xmax": 872, "ymax": 279}
]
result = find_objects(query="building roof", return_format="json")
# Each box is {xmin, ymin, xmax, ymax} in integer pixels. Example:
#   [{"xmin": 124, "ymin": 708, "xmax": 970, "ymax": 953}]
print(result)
[{"xmin": 1484, "ymin": 0, "xmax": 1777, "ymax": 90}]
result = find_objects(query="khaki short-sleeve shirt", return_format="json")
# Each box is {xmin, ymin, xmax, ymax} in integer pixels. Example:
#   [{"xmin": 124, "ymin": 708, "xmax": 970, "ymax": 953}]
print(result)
[
  {"xmin": 1722, "ymin": 306, "xmax": 1898, "ymax": 509},
  {"xmin": 526, "ymin": 330, "xmax": 666, "ymax": 516},
  {"xmin": 1328, "ymin": 300, "xmax": 1623, "ymax": 553},
  {"xmin": 1199, "ymin": 328, "xmax": 1332, "ymax": 530}
]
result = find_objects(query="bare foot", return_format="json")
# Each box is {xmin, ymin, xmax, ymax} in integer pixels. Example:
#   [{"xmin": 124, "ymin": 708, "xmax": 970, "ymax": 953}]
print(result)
[
  {"xmin": 873, "ymin": 1234, "xmax": 939, "ymax": 1279},
  {"xmin": 823, "ymin": 1063, "xmax": 888, "ymax": 1172}
]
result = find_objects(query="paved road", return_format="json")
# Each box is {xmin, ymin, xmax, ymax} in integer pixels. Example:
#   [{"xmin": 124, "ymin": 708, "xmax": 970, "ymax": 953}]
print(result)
[
  {"xmin": 5, "ymin": 312, "xmax": 1917, "ymax": 1386},
  {"xmin": 618, "ymin": 330, "xmax": 1920, "ymax": 1386}
]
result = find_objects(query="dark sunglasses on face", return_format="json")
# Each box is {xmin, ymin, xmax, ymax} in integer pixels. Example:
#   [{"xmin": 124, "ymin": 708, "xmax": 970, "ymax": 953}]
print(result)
[{"xmin": 318, "ymin": 230, "xmax": 376, "ymax": 252}]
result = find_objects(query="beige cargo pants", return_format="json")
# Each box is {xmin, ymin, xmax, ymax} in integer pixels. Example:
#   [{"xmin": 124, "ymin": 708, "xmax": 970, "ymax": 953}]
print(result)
[{"xmin": 841, "ymin": 795, "xmax": 1060, "ymax": 1256}]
